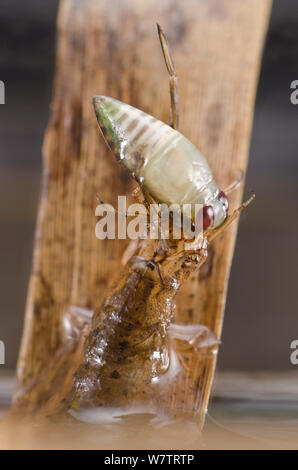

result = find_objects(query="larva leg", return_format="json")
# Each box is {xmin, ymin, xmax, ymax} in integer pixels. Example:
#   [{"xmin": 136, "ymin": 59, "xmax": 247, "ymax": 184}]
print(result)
[
  {"xmin": 224, "ymin": 169, "xmax": 243, "ymax": 195},
  {"xmin": 130, "ymin": 255, "xmax": 165, "ymax": 287},
  {"xmin": 157, "ymin": 23, "xmax": 180, "ymax": 130},
  {"xmin": 169, "ymin": 323, "xmax": 219, "ymax": 351}
]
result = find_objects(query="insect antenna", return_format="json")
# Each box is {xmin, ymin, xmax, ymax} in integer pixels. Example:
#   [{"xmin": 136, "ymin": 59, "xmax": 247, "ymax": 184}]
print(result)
[{"xmin": 207, "ymin": 193, "xmax": 255, "ymax": 243}]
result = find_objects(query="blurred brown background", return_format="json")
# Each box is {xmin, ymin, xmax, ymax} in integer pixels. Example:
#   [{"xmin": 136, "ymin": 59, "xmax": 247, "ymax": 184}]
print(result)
[{"xmin": 0, "ymin": 0, "xmax": 297, "ymax": 371}]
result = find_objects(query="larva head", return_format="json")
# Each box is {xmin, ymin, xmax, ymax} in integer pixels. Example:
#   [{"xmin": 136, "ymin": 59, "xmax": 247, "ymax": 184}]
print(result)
[{"xmin": 93, "ymin": 95, "xmax": 228, "ymax": 231}]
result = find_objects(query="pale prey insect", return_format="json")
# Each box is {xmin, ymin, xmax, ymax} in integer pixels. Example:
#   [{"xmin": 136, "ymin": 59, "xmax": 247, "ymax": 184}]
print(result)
[{"xmin": 93, "ymin": 24, "xmax": 232, "ymax": 232}]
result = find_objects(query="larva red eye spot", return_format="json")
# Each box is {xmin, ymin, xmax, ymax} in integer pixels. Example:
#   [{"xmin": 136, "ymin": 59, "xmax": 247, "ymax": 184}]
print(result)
[
  {"xmin": 218, "ymin": 190, "xmax": 229, "ymax": 213},
  {"xmin": 203, "ymin": 205, "xmax": 214, "ymax": 230}
]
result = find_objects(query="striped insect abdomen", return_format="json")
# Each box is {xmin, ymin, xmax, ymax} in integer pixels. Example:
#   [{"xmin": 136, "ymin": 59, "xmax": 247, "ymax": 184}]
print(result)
[{"xmin": 93, "ymin": 96, "xmax": 226, "ymax": 227}]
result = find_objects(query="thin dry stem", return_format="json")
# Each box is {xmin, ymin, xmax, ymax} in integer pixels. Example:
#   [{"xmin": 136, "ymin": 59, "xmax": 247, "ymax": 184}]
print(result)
[{"xmin": 157, "ymin": 23, "xmax": 180, "ymax": 130}]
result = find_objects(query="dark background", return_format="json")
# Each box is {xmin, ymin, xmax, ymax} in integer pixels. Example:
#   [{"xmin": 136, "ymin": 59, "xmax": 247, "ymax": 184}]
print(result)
[{"xmin": 0, "ymin": 0, "xmax": 297, "ymax": 370}]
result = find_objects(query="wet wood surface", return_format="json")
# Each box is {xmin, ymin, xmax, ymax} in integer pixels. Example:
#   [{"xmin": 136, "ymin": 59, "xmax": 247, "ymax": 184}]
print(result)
[{"xmin": 15, "ymin": 0, "xmax": 271, "ymax": 424}]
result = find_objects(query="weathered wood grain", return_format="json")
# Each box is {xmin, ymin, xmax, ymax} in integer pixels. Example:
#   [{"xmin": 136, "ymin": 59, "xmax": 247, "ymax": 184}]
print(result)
[{"xmin": 15, "ymin": 0, "xmax": 271, "ymax": 424}]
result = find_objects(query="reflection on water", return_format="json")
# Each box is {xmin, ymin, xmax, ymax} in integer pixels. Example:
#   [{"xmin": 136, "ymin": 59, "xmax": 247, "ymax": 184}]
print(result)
[
  {"xmin": 0, "ymin": 371, "xmax": 298, "ymax": 449},
  {"xmin": 0, "ymin": 409, "xmax": 202, "ymax": 450},
  {"xmin": 207, "ymin": 399, "xmax": 298, "ymax": 449}
]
